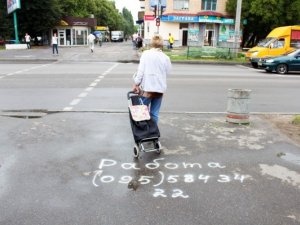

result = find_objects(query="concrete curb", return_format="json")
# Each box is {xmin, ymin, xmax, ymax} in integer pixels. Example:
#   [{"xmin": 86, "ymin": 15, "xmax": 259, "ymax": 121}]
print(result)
[{"xmin": 0, "ymin": 58, "xmax": 57, "ymax": 63}]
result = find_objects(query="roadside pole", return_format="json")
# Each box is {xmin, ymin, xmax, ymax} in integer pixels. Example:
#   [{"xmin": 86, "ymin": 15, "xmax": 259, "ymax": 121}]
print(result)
[
  {"xmin": 7, "ymin": 0, "xmax": 21, "ymax": 44},
  {"xmin": 234, "ymin": 0, "xmax": 242, "ymax": 57},
  {"xmin": 13, "ymin": 11, "xmax": 19, "ymax": 44}
]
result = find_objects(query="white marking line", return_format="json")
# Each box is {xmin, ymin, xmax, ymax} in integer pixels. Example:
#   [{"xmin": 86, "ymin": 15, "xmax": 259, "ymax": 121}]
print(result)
[
  {"xmin": 70, "ymin": 98, "xmax": 81, "ymax": 106},
  {"xmin": 2, "ymin": 63, "xmax": 53, "ymax": 78},
  {"xmin": 63, "ymin": 63, "xmax": 119, "ymax": 110},
  {"xmin": 63, "ymin": 107, "xmax": 73, "ymax": 111},
  {"xmin": 85, "ymin": 87, "xmax": 94, "ymax": 92},
  {"xmin": 89, "ymin": 82, "xmax": 98, "ymax": 87},
  {"xmin": 78, "ymin": 92, "xmax": 88, "ymax": 98}
]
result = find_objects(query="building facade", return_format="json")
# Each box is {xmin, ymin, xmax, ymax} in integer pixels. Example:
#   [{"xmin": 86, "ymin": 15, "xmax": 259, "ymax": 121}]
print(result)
[
  {"xmin": 141, "ymin": 0, "xmax": 242, "ymax": 47},
  {"xmin": 52, "ymin": 16, "xmax": 97, "ymax": 46}
]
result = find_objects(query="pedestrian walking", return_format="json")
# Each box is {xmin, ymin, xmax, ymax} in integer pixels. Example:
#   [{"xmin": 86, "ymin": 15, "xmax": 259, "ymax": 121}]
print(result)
[
  {"xmin": 168, "ymin": 33, "xmax": 174, "ymax": 49},
  {"xmin": 87, "ymin": 32, "xmax": 96, "ymax": 53},
  {"xmin": 132, "ymin": 33, "xmax": 138, "ymax": 49},
  {"xmin": 132, "ymin": 35, "xmax": 172, "ymax": 124},
  {"xmin": 136, "ymin": 34, "xmax": 143, "ymax": 49},
  {"xmin": 25, "ymin": 33, "xmax": 31, "ymax": 49},
  {"xmin": 52, "ymin": 33, "xmax": 58, "ymax": 55}
]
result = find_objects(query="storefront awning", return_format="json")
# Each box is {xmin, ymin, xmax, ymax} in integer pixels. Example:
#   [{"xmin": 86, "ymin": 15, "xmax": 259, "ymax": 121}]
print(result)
[{"xmin": 58, "ymin": 16, "xmax": 97, "ymax": 27}]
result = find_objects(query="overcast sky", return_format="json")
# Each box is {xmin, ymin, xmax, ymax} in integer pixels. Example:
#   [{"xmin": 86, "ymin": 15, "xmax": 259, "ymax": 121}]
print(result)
[{"xmin": 114, "ymin": 0, "xmax": 141, "ymax": 22}]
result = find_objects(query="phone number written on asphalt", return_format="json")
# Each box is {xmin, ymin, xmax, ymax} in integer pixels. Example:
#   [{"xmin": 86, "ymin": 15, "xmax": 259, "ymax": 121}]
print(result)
[{"xmin": 91, "ymin": 158, "xmax": 251, "ymax": 198}]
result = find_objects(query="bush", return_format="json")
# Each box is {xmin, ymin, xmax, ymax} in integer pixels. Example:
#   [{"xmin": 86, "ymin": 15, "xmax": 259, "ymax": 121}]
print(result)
[
  {"xmin": 187, "ymin": 46, "xmax": 232, "ymax": 59},
  {"xmin": 292, "ymin": 115, "xmax": 300, "ymax": 125}
]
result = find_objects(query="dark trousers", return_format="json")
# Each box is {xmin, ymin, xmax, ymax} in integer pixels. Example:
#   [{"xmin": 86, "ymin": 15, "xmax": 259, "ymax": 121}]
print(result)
[
  {"xmin": 52, "ymin": 44, "xmax": 58, "ymax": 54},
  {"xmin": 26, "ymin": 42, "xmax": 30, "ymax": 49}
]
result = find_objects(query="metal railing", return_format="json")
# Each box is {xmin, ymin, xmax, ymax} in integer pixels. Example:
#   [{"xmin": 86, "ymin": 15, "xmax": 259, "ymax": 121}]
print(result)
[{"xmin": 186, "ymin": 46, "xmax": 241, "ymax": 59}]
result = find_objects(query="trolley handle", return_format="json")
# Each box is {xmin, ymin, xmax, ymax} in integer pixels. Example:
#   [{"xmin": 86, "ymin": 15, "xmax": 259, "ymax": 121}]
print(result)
[{"xmin": 127, "ymin": 91, "xmax": 139, "ymax": 100}]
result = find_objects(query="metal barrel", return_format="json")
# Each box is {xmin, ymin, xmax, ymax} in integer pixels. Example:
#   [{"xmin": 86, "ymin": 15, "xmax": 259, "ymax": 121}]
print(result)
[{"xmin": 226, "ymin": 89, "xmax": 251, "ymax": 124}]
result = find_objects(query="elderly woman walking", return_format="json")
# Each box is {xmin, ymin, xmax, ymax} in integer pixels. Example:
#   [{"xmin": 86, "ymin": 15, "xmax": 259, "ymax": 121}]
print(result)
[{"xmin": 132, "ymin": 35, "xmax": 172, "ymax": 124}]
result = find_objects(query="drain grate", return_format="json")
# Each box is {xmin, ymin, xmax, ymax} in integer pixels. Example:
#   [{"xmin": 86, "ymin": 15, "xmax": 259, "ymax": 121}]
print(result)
[{"xmin": 0, "ymin": 110, "xmax": 48, "ymax": 119}]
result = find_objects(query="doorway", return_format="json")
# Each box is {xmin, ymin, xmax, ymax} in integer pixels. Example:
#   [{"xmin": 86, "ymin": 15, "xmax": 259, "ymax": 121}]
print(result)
[
  {"xmin": 58, "ymin": 29, "xmax": 65, "ymax": 46},
  {"xmin": 205, "ymin": 24, "xmax": 215, "ymax": 46},
  {"xmin": 182, "ymin": 30, "xmax": 188, "ymax": 46},
  {"xmin": 205, "ymin": 30, "xmax": 214, "ymax": 46}
]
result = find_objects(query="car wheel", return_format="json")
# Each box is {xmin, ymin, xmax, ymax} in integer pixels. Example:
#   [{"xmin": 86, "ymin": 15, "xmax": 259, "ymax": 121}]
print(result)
[
  {"xmin": 276, "ymin": 64, "xmax": 288, "ymax": 74},
  {"xmin": 251, "ymin": 62, "xmax": 258, "ymax": 68}
]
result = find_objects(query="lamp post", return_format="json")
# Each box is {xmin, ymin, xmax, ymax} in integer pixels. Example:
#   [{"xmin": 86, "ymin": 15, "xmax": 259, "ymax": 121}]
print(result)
[{"xmin": 234, "ymin": 0, "xmax": 242, "ymax": 57}]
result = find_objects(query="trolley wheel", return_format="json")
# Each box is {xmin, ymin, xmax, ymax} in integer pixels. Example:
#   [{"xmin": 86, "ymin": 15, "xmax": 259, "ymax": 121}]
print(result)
[
  {"xmin": 133, "ymin": 144, "xmax": 140, "ymax": 158},
  {"xmin": 154, "ymin": 141, "xmax": 162, "ymax": 154}
]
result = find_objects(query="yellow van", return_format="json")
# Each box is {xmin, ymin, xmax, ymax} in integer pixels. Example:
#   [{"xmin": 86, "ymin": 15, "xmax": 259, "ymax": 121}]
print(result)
[{"xmin": 246, "ymin": 25, "xmax": 300, "ymax": 68}]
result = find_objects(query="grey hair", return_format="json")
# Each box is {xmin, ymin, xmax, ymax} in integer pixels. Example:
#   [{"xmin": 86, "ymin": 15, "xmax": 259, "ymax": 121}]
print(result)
[{"xmin": 150, "ymin": 35, "xmax": 164, "ymax": 49}]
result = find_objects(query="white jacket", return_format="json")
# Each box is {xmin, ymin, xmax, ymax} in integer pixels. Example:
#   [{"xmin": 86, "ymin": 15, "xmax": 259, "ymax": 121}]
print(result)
[{"xmin": 134, "ymin": 48, "xmax": 171, "ymax": 93}]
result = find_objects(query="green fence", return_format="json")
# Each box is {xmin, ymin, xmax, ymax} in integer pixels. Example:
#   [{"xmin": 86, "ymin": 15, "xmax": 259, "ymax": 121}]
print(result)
[{"xmin": 186, "ymin": 46, "xmax": 234, "ymax": 59}]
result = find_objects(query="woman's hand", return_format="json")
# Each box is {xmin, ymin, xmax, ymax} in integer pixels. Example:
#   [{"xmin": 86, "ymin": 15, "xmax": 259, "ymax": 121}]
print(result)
[{"xmin": 132, "ymin": 84, "xmax": 140, "ymax": 94}]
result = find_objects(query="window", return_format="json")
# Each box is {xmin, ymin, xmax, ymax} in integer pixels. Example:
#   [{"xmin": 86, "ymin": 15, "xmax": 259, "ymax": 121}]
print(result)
[
  {"xmin": 271, "ymin": 39, "xmax": 285, "ymax": 49},
  {"xmin": 174, "ymin": 0, "xmax": 189, "ymax": 10},
  {"xmin": 201, "ymin": 0, "xmax": 217, "ymax": 11}
]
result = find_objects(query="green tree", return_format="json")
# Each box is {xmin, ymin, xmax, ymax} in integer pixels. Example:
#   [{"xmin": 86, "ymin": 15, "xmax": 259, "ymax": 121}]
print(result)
[
  {"xmin": 60, "ymin": 0, "xmax": 97, "ymax": 17},
  {"xmin": 0, "ymin": 0, "xmax": 14, "ymax": 39},
  {"xmin": 122, "ymin": 7, "xmax": 135, "ymax": 38},
  {"xmin": 226, "ymin": 0, "xmax": 300, "ymax": 47},
  {"xmin": 17, "ymin": 0, "xmax": 63, "ymax": 38},
  {"xmin": 0, "ymin": 0, "xmax": 135, "ymax": 42},
  {"xmin": 94, "ymin": 0, "xmax": 123, "ymax": 31}
]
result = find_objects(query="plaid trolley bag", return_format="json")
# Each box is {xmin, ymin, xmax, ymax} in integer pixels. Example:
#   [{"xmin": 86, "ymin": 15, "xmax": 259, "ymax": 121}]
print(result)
[{"xmin": 127, "ymin": 91, "xmax": 162, "ymax": 158}]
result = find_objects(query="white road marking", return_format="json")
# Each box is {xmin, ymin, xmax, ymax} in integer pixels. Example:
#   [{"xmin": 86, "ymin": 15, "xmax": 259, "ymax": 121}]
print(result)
[
  {"xmin": 78, "ymin": 92, "xmax": 88, "ymax": 98},
  {"xmin": 85, "ymin": 87, "xmax": 94, "ymax": 92},
  {"xmin": 89, "ymin": 82, "xmax": 98, "ymax": 87},
  {"xmin": 62, "ymin": 63, "xmax": 119, "ymax": 110},
  {"xmin": 1, "ymin": 63, "xmax": 54, "ymax": 78},
  {"xmin": 70, "ymin": 98, "xmax": 81, "ymax": 106},
  {"xmin": 63, "ymin": 107, "xmax": 73, "ymax": 111}
]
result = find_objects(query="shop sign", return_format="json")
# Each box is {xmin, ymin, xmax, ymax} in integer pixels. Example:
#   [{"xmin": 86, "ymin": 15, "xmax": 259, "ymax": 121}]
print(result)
[
  {"xmin": 222, "ymin": 18, "xmax": 247, "ymax": 25},
  {"xmin": 199, "ymin": 16, "xmax": 223, "ymax": 23},
  {"xmin": 73, "ymin": 22, "xmax": 88, "ymax": 26},
  {"xmin": 144, "ymin": 15, "xmax": 155, "ymax": 21},
  {"xmin": 161, "ymin": 15, "xmax": 198, "ymax": 22},
  {"xmin": 222, "ymin": 18, "xmax": 235, "ymax": 24}
]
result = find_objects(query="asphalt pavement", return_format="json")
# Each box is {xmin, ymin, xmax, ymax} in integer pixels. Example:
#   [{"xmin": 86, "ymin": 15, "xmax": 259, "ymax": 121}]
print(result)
[
  {"xmin": 0, "ymin": 42, "xmax": 140, "ymax": 63},
  {"xmin": 0, "ymin": 44, "xmax": 300, "ymax": 225}
]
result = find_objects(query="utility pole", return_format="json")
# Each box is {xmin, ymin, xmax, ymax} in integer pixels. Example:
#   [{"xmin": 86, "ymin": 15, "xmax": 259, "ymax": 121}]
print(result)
[
  {"xmin": 13, "ymin": 12, "xmax": 19, "ymax": 44},
  {"xmin": 156, "ymin": 0, "xmax": 160, "ymax": 34},
  {"xmin": 234, "ymin": 0, "xmax": 242, "ymax": 57}
]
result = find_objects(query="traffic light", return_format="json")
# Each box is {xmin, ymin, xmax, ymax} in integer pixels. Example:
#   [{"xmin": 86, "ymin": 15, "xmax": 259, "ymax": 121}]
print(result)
[{"xmin": 156, "ymin": 17, "xmax": 160, "ymax": 27}]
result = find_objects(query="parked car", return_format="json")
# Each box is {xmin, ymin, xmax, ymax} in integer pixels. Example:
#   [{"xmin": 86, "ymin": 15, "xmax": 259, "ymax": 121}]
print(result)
[
  {"xmin": 246, "ymin": 25, "xmax": 300, "ymax": 68},
  {"xmin": 6, "ymin": 39, "xmax": 17, "ymax": 44},
  {"xmin": 260, "ymin": 49, "xmax": 300, "ymax": 74}
]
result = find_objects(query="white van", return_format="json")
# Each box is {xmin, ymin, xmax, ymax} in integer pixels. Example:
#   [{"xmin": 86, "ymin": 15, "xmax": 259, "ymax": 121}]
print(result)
[{"xmin": 111, "ymin": 31, "xmax": 124, "ymax": 42}]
